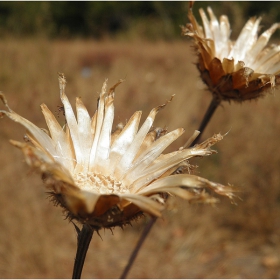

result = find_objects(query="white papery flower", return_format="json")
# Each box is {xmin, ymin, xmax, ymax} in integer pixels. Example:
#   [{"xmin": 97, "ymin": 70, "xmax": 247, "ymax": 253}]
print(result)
[
  {"xmin": 182, "ymin": 4, "xmax": 280, "ymax": 102},
  {"xmin": 0, "ymin": 74, "xmax": 234, "ymax": 229}
]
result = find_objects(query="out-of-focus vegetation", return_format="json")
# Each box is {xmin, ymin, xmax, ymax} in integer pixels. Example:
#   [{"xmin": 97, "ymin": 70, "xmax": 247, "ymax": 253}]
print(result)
[{"xmin": 1, "ymin": 1, "xmax": 280, "ymax": 40}]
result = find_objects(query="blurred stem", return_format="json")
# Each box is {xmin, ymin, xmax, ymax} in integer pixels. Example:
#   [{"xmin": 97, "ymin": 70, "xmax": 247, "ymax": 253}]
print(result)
[
  {"xmin": 190, "ymin": 97, "xmax": 221, "ymax": 146},
  {"xmin": 72, "ymin": 224, "xmax": 94, "ymax": 279},
  {"xmin": 120, "ymin": 96, "xmax": 221, "ymax": 279},
  {"xmin": 120, "ymin": 216, "xmax": 157, "ymax": 279}
]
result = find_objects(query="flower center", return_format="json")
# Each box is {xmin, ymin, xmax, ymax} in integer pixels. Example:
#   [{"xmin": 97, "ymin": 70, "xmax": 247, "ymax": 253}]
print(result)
[{"xmin": 73, "ymin": 172, "xmax": 129, "ymax": 195}]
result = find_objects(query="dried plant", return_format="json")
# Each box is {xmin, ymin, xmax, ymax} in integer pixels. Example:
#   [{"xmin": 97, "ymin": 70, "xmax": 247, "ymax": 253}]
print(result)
[
  {"xmin": 176, "ymin": 2, "xmax": 280, "ymax": 148},
  {"xmin": 0, "ymin": 73, "xmax": 234, "ymax": 278},
  {"xmin": 182, "ymin": 3, "xmax": 280, "ymax": 102}
]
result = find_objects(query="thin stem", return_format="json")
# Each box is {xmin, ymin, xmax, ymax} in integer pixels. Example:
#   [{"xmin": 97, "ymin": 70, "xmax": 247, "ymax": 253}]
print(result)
[
  {"xmin": 119, "ymin": 97, "xmax": 221, "ymax": 279},
  {"xmin": 72, "ymin": 224, "xmax": 94, "ymax": 279},
  {"xmin": 190, "ymin": 97, "xmax": 220, "ymax": 146},
  {"xmin": 120, "ymin": 216, "xmax": 157, "ymax": 279}
]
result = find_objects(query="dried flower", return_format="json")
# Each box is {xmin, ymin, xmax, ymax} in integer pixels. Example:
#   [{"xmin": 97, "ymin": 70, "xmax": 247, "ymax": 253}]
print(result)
[
  {"xmin": 0, "ymin": 74, "xmax": 234, "ymax": 230},
  {"xmin": 182, "ymin": 4, "xmax": 280, "ymax": 102}
]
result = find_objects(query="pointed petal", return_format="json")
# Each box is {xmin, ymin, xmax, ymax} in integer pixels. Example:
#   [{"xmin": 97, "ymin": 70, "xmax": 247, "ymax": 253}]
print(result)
[
  {"xmin": 207, "ymin": 7, "xmax": 220, "ymax": 44},
  {"xmin": 115, "ymin": 98, "xmax": 173, "ymax": 180},
  {"xmin": 41, "ymin": 103, "xmax": 75, "ymax": 171},
  {"xmin": 120, "ymin": 193, "xmax": 164, "ymax": 217},
  {"xmin": 193, "ymin": 132, "xmax": 223, "ymax": 150},
  {"xmin": 89, "ymin": 80, "xmax": 107, "ymax": 167},
  {"xmin": 114, "ymin": 107, "xmax": 158, "ymax": 179},
  {"xmin": 188, "ymin": 7, "xmax": 204, "ymax": 38},
  {"xmin": 138, "ymin": 174, "xmax": 234, "ymax": 200},
  {"xmin": 248, "ymin": 23, "xmax": 280, "ymax": 67},
  {"xmin": 58, "ymin": 74, "xmax": 83, "ymax": 166},
  {"xmin": 199, "ymin": 8, "xmax": 212, "ymax": 39},
  {"xmin": 108, "ymin": 111, "xmax": 142, "ymax": 174},
  {"xmin": 230, "ymin": 17, "xmax": 261, "ymax": 61},
  {"xmin": 254, "ymin": 45, "xmax": 280, "ymax": 74},
  {"xmin": 65, "ymin": 124, "xmax": 76, "ymax": 166},
  {"xmin": 94, "ymin": 94, "xmax": 114, "ymax": 169},
  {"xmin": 0, "ymin": 102, "xmax": 57, "ymax": 158},
  {"xmin": 110, "ymin": 123, "xmax": 124, "ymax": 146},
  {"xmin": 10, "ymin": 140, "xmax": 74, "ymax": 185},
  {"xmin": 219, "ymin": 15, "xmax": 231, "ymax": 57},
  {"xmin": 124, "ymin": 128, "xmax": 185, "ymax": 186},
  {"xmin": 76, "ymin": 97, "xmax": 94, "ymax": 172},
  {"xmin": 133, "ymin": 127, "xmax": 168, "ymax": 161},
  {"xmin": 130, "ymin": 148, "xmax": 214, "ymax": 193},
  {"xmin": 91, "ymin": 110, "xmax": 97, "ymax": 136}
]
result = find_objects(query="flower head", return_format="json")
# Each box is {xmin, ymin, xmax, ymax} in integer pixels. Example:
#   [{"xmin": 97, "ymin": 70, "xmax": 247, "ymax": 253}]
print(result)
[
  {"xmin": 182, "ymin": 4, "xmax": 280, "ymax": 102},
  {"xmin": 0, "ymin": 74, "xmax": 234, "ymax": 230}
]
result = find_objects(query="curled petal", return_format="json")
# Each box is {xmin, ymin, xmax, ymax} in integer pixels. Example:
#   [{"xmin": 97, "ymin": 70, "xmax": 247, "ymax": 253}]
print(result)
[{"xmin": 138, "ymin": 174, "xmax": 235, "ymax": 201}]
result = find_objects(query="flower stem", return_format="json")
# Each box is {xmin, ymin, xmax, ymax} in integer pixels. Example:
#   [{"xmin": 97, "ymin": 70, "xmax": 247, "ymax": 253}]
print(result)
[
  {"xmin": 120, "ymin": 216, "xmax": 157, "ymax": 279},
  {"xmin": 72, "ymin": 224, "xmax": 94, "ymax": 279},
  {"xmin": 190, "ymin": 97, "xmax": 220, "ymax": 146},
  {"xmin": 119, "ymin": 97, "xmax": 221, "ymax": 279}
]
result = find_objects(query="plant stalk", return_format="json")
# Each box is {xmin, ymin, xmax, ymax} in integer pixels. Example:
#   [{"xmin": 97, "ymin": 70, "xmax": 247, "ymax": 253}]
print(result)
[
  {"xmin": 120, "ymin": 216, "xmax": 157, "ymax": 279},
  {"xmin": 119, "ymin": 96, "xmax": 220, "ymax": 279},
  {"xmin": 190, "ymin": 97, "xmax": 221, "ymax": 146},
  {"xmin": 72, "ymin": 224, "xmax": 94, "ymax": 279}
]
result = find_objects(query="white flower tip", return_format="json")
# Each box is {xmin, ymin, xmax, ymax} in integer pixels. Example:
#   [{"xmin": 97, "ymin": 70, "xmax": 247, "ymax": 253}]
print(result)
[
  {"xmin": 156, "ymin": 94, "xmax": 175, "ymax": 113},
  {"xmin": 9, "ymin": 139, "xmax": 22, "ymax": 147},
  {"xmin": 0, "ymin": 92, "xmax": 6, "ymax": 105},
  {"xmin": 182, "ymin": 130, "xmax": 201, "ymax": 149},
  {"xmin": 101, "ymin": 79, "xmax": 108, "ymax": 95},
  {"xmin": 272, "ymin": 22, "xmax": 280, "ymax": 31},
  {"xmin": 194, "ymin": 133, "xmax": 223, "ymax": 150},
  {"xmin": 189, "ymin": 1, "xmax": 194, "ymax": 10},
  {"xmin": 0, "ymin": 92, "xmax": 12, "ymax": 112},
  {"xmin": 265, "ymin": 23, "xmax": 280, "ymax": 39},
  {"xmin": 40, "ymin": 103, "xmax": 48, "ymax": 111},
  {"xmin": 223, "ymin": 128, "xmax": 231, "ymax": 137},
  {"xmin": 108, "ymin": 79, "xmax": 125, "ymax": 97},
  {"xmin": 58, "ymin": 72, "xmax": 67, "ymax": 99},
  {"xmin": 58, "ymin": 72, "xmax": 66, "ymax": 86},
  {"xmin": 207, "ymin": 6, "xmax": 216, "ymax": 20}
]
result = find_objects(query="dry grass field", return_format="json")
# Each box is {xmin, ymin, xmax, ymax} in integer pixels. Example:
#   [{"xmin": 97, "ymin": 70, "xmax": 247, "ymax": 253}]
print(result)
[{"xmin": 0, "ymin": 38, "xmax": 280, "ymax": 278}]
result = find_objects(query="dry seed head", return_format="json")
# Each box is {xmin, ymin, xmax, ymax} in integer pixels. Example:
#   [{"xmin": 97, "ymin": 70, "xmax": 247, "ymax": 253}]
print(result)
[
  {"xmin": 182, "ymin": 5, "xmax": 280, "ymax": 102},
  {"xmin": 0, "ymin": 74, "xmax": 235, "ymax": 230}
]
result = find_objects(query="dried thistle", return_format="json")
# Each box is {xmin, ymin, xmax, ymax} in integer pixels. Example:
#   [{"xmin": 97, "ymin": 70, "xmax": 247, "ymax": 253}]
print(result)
[
  {"xmin": 182, "ymin": 4, "xmax": 280, "ymax": 102},
  {"xmin": 0, "ymin": 74, "xmax": 234, "ymax": 230}
]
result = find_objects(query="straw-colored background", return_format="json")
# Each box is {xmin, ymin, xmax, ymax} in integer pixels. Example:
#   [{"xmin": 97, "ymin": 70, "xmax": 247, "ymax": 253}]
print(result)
[{"xmin": 0, "ymin": 38, "xmax": 280, "ymax": 278}]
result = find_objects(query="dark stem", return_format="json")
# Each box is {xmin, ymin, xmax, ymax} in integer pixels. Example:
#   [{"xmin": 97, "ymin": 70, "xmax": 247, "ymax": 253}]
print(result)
[
  {"xmin": 120, "ymin": 216, "xmax": 157, "ymax": 279},
  {"xmin": 190, "ymin": 97, "xmax": 221, "ymax": 146},
  {"xmin": 72, "ymin": 224, "xmax": 94, "ymax": 279},
  {"xmin": 119, "ymin": 97, "xmax": 221, "ymax": 279}
]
